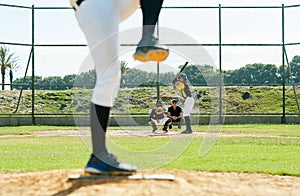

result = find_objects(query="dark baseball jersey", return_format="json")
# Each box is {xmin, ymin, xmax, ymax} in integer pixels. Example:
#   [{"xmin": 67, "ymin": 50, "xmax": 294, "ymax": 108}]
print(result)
[
  {"xmin": 175, "ymin": 82, "xmax": 192, "ymax": 99},
  {"xmin": 168, "ymin": 106, "xmax": 183, "ymax": 117}
]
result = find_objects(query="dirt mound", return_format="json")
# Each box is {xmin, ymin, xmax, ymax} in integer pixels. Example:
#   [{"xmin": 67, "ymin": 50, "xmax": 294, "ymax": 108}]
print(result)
[{"xmin": 1, "ymin": 169, "xmax": 299, "ymax": 196}]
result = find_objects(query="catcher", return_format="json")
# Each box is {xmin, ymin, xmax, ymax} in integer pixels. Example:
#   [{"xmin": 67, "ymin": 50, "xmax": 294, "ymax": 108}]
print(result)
[
  {"xmin": 148, "ymin": 100, "xmax": 172, "ymax": 133},
  {"xmin": 172, "ymin": 73, "xmax": 194, "ymax": 134}
]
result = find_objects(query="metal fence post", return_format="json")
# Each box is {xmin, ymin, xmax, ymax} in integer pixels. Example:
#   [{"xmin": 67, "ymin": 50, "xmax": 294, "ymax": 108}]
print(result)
[
  {"xmin": 31, "ymin": 5, "xmax": 36, "ymax": 125},
  {"xmin": 156, "ymin": 21, "xmax": 160, "ymax": 102},
  {"xmin": 281, "ymin": 4, "xmax": 286, "ymax": 124},
  {"xmin": 218, "ymin": 4, "xmax": 223, "ymax": 123}
]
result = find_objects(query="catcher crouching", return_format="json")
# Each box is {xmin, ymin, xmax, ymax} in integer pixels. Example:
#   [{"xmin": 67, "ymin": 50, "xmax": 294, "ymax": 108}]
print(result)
[{"xmin": 148, "ymin": 100, "xmax": 172, "ymax": 133}]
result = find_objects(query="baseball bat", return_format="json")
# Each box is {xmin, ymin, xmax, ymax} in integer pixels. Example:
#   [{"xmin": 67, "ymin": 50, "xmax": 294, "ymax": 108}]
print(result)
[
  {"xmin": 173, "ymin": 62, "xmax": 188, "ymax": 84},
  {"xmin": 176, "ymin": 61, "xmax": 189, "ymax": 78}
]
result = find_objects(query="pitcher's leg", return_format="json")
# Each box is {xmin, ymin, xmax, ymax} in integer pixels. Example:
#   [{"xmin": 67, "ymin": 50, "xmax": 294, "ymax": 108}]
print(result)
[
  {"xmin": 133, "ymin": 0, "xmax": 169, "ymax": 62},
  {"xmin": 73, "ymin": 0, "xmax": 137, "ymax": 174},
  {"xmin": 90, "ymin": 103, "xmax": 110, "ymax": 159}
]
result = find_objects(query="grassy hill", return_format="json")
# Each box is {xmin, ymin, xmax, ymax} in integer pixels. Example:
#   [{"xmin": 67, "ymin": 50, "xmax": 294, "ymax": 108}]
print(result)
[{"xmin": 0, "ymin": 86, "xmax": 299, "ymax": 115}]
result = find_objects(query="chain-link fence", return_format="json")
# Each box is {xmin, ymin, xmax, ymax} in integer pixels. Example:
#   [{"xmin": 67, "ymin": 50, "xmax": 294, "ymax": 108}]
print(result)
[{"xmin": 0, "ymin": 3, "xmax": 299, "ymax": 125}]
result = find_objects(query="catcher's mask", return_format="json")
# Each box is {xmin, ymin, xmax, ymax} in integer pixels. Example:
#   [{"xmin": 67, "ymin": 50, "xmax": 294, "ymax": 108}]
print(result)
[
  {"xmin": 156, "ymin": 100, "xmax": 162, "ymax": 106},
  {"xmin": 155, "ymin": 107, "xmax": 164, "ymax": 114}
]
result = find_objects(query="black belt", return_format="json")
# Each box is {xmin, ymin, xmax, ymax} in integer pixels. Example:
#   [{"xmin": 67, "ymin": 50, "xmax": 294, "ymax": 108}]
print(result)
[{"xmin": 76, "ymin": 0, "xmax": 85, "ymax": 7}]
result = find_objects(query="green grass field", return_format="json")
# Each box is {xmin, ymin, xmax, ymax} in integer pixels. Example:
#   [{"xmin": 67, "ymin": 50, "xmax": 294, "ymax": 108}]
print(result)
[{"xmin": 0, "ymin": 125, "xmax": 299, "ymax": 176}]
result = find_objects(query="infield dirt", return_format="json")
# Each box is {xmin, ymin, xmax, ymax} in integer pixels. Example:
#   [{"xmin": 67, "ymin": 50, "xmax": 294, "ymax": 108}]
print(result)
[{"xmin": 1, "ymin": 169, "xmax": 300, "ymax": 196}]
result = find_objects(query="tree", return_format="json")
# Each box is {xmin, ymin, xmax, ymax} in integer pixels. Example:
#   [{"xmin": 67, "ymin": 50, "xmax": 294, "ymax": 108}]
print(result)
[
  {"xmin": 9, "ymin": 61, "xmax": 21, "ymax": 90},
  {"xmin": 289, "ymin": 55, "xmax": 300, "ymax": 84},
  {"xmin": 63, "ymin": 74, "xmax": 77, "ymax": 89},
  {"xmin": 40, "ymin": 76, "xmax": 65, "ymax": 90},
  {"xmin": 182, "ymin": 64, "xmax": 213, "ymax": 85},
  {"xmin": 122, "ymin": 68, "xmax": 149, "ymax": 86},
  {"xmin": 13, "ymin": 76, "xmax": 43, "ymax": 90},
  {"xmin": 120, "ymin": 60, "xmax": 130, "ymax": 85},
  {"xmin": 224, "ymin": 63, "xmax": 280, "ymax": 85},
  {"xmin": 121, "ymin": 60, "xmax": 130, "ymax": 75},
  {"xmin": 74, "ymin": 70, "xmax": 96, "ymax": 89},
  {"xmin": 0, "ymin": 46, "xmax": 18, "ymax": 90}
]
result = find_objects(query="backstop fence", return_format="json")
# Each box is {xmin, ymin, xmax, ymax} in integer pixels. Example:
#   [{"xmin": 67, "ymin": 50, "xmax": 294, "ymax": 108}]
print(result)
[{"xmin": 0, "ymin": 3, "xmax": 299, "ymax": 125}]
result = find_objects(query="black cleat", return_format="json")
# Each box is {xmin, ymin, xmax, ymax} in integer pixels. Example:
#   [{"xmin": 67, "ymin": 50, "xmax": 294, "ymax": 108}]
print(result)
[
  {"xmin": 85, "ymin": 154, "xmax": 137, "ymax": 175},
  {"xmin": 180, "ymin": 129, "xmax": 192, "ymax": 134},
  {"xmin": 133, "ymin": 36, "xmax": 169, "ymax": 62}
]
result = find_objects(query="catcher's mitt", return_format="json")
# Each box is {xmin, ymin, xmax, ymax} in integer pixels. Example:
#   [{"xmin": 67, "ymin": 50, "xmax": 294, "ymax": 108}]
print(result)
[{"xmin": 155, "ymin": 107, "xmax": 165, "ymax": 114}]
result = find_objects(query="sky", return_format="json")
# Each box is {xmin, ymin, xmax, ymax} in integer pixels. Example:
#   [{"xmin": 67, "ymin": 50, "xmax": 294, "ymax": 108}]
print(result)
[{"xmin": 0, "ymin": 0, "xmax": 299, "ymax": 81}]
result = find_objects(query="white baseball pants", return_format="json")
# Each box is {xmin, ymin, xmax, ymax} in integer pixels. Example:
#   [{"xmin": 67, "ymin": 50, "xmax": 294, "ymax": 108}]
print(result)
[
  {"xmin": 183, "ymin": 97, "xmax": 194, "ymax": 117},
  {"xmin": 73, "ymin": 0, "xmax": 139, "ymax": 107}
]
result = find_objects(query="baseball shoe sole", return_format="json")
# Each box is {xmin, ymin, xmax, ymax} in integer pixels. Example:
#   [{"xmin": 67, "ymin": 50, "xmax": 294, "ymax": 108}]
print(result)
[{"xmin": 133, "ymin": 46, "xmax": 169, "ymax": 62}]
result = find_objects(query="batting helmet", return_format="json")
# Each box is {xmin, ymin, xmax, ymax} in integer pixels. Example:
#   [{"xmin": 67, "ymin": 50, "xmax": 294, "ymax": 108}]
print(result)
[{"xmin": 178, "ymin": 73, "xmax": 188, "ymax": 80}]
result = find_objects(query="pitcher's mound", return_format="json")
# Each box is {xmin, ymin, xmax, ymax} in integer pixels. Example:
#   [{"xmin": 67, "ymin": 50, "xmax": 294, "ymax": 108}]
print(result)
[{"xmin": 1, "ymin": 169, "xmax": 299, "ymax": 196}]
